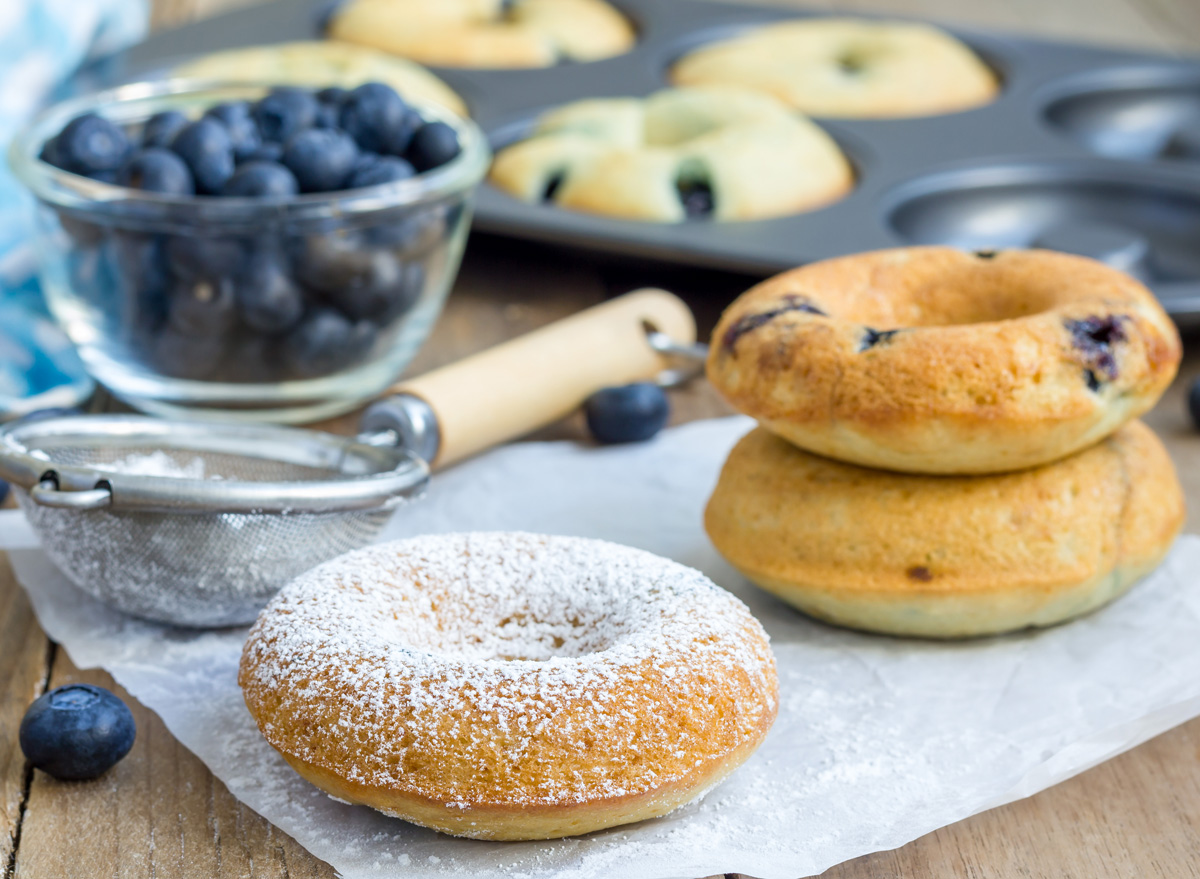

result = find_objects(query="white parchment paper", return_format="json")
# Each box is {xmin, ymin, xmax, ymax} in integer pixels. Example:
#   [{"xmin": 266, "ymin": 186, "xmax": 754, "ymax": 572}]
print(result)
[{"xmin": 4, "ymin": 415, "xmax": 1200, "ymax": 879}]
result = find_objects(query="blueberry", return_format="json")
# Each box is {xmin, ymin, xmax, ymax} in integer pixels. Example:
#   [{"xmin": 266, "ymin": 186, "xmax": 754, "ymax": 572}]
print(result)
[
  {"xmin": 347, "ymin": 154, "xmax": 415, "ymax": 189},
  {"xmin": 721, "ymin": 295, "xmax": 826, "ymax": 352},
  {"xmin": 385, "ymin": 114, "xmax": 422, "ymax": 157},
  {"xmin": 362, "ymin": 209, "xmax": 445, "ymax": 253},
  {"xmin": 111, "ymin": 232, "xmax": 170, "ymax": 333},
  {"xmin": 117, "ymin": 148, "xmax": 195, "ymax": 195},
  {"xmin": 141, "ymin": 110, "xmax": 189, "ymax": 149},
  {"xmin": 0, "ymin": 480, "xmax": 8, "ymax": 506},
  {"xmin": 339, "ymin": 82, "xmax": 417, "ymax": 155},
  {"xmin": 676, "ymin": 178, "xmax": 714, "ymax": 218},
  {"xmin": 281, "ymin": 128, "xmax": 358, "ymax": 192},
  {"xmin": 204, "ymin": 101, "xmax": 262, "ymax": 162},
  {"xmin": 53, "ymin": 113, "xmax": 131, "ymax": 175},
  {"xmin": 317, "ymin": 86, "xmax": 349, "ymax": 105},
  {"xmin": 222, "ymin": 161, "xmax": 299, "ymax": 197},
  {"xmin": 314, "ymin": 103, "xmax": 339, "ymax": 129},
  {"xmin": 1189, "ymin": 377, "xmax": 1200, "ymax": 429},
  {"xmin": 283, "ymin": 308, "xmax": 375, "ymax": 376},
  {"xmin": 342, "ymin": 258, "xmax": 424, "ymax": 324},
  {"xmin": 165, "ymin": 235, "xmax": 247, "ymax": 281},
  {"xmin": 584, "ymin": 383, "xmax": 670, "ymax": 444},
  {"xmin": 235, "ymin": 252, "xmax": 305, "ymax": 333},
  {"xmin": 254, "ymin": 87, "xmax": 319, "ymax": 143},
  {"xmin": 294, "ymin": 233, "xmax": 420, "ymax": 321},
  {"xmin": 220, "ymin": 332, "xmax": 284, "ymax": 383},
  {"xmin": 167, "ymin": 276, "xmax": 237, "ymax": 337},
  {"xmin": 406, "ymin": 122, "xmax": 460, "ymax": 172},
  {"xmin": 19, "ymin": 684, "xmax": 135, "ymax": 781},
  {"xmin": 163, "ymin": 237, "xmax": 243, "ymax": 336},
  {"xmin": 150, "ymin": 325, "xmax": 226, "ymax": 379},
  {"xmin": 241, "ymin": 141, "xmax": 284, "ymax": 164},
  {"xmin": 170, "ymin": 118, "xmax": 235, "ymax": 194}
]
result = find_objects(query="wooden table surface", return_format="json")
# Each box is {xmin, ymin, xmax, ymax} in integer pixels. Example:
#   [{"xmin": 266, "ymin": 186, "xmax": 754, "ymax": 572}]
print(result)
[{"xmin": 4, "ymin": 1, "xmax": 1200, "ymax": 877}]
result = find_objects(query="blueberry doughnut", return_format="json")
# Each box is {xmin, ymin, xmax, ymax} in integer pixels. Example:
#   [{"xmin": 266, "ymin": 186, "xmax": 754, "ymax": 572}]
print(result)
[
  {"xmin": 671, "ymin": 18, "xmax": 998, "ymax": 119},
  {"xmin": 328, "ymin": 0, "xmax": 634, "ymax": 69},
  {"xmin": 489, "ymin": 87, "xmax": 853, "ymax": 222},
  {"xmin": 240, "ymin": 533, "xmax": 778, "ymax": 840},
  {"xmin": 708, "ymin": 247, "xmax": 1181, "ymax": 474},
  {"xmin": 706, "ymin": 423, "xmax": 1183, "ymax": 638},
  {"xmin": 173, "ymin": 42, "xmax": 467, "ymax": 117}
]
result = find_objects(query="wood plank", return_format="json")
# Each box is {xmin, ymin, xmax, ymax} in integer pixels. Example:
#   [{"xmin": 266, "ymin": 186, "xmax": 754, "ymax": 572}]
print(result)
[
  {"xmin": 822, "ymin": 714, "xmax": 1200, "ymax": 878},
  {"xmin": 12, "ymin": 653, "xmax": 333, "ymax": 879},
  {"xmin": 0, "ymin": 557, "xmax": 53, "ymax": 878}
]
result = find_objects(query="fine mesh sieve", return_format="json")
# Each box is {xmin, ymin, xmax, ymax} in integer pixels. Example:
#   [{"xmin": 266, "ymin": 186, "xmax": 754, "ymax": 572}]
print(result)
[
  {"xmin": 0, "ymin": 290, "xmax": 701, "ymax": 629},
  {"xmin": 0, "ymin": 415, "xmax": 428, "ymax": 627}
]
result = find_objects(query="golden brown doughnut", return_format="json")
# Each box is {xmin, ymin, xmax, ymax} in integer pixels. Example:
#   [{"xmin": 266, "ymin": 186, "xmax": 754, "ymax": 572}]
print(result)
[
  {"xmin": 240, "ymin": 532, "xmax": 778, "ymax": 840},
  {"xmin": 707, "ymin": 247, "xmax": 1181, "ymax": 474},
  {"xmin": 671, "ymin": 18, "xmax": 998, "ymax": 118},
  {"xmin": 328, "ymin": 0, "xmax": 634, "ymax": 69},
  {"xmin": 705, "ymin": 422, "xmax": 1184, "ymax": 639}
]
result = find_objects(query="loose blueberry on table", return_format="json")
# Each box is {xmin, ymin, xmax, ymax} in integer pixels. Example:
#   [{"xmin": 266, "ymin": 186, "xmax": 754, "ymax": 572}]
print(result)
[
  {"xmin": 585, "ymin": 383, "xmax": 671, "ymax": 444},
  {"xmin": 40, "ymin": 82, "xmax": 462, "ymax": 383},
  {"xmin": 19, "ymin": 684, "xmax": 136, "ymax": 780}
]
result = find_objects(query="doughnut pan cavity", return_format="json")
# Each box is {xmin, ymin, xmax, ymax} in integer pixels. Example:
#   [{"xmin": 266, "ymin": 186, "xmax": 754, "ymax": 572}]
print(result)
[{"xmin": 105, "ymin": 0, "xmax": 1200, "ymax": 323}]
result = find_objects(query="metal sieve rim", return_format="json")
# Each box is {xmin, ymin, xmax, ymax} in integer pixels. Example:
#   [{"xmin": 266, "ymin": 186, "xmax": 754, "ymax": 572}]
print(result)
[{"xmin": 0, "ymin": 415, "xmax": 429, "ymax": 514}]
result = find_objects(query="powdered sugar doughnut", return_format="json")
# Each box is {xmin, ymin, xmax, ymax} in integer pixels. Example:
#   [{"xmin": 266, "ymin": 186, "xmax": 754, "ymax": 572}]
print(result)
[{"xmin": 239, "ymin": 532, "xmax": 778, "ymax": 840}]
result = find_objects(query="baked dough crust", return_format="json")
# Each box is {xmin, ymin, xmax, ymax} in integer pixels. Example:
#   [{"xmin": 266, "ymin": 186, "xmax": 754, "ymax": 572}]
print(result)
[
  {"xmin": 240, "ymin": 533, "xmax": 778, "ymax": 840},
  {"xmin": 707, "ymin": 247, "xmax": 1181, "ymax": 474},
  {"xmin": 329, "ymin": 0, "xmax": 634, "ymax": 68},
  {"xmin": 489, "ymin": 86, "xmax": 853, "ymax": 222},
  {"xmin": 671, "ymin": 18, "xmax": 998, "ymax": 118},
  {"xmin": 705, "ymin": 422, "xmax": 1184, "ymax": 638},
  {"xmin": 173, "ymin": 41, "xmax": 467, "ymax": 116}
]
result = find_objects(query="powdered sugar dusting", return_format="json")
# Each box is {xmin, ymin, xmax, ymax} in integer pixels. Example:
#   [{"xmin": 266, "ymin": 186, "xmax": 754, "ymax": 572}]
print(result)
[{"xmin": 241, "ymin": 532, "xmax": 777, "ymax": 825}]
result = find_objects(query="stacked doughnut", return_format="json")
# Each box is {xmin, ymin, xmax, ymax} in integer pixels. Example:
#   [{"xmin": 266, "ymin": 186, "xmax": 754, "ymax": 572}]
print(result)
[{"xmin": 705, "ymin": 246, "xmax": 1184, "ymax": 638}]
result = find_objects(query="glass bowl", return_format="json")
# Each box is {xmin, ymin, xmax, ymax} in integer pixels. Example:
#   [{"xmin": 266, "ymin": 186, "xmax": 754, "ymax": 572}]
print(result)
[{"xmin": 9, "ymin": 80, "xmax": 491, "ymax": 423}]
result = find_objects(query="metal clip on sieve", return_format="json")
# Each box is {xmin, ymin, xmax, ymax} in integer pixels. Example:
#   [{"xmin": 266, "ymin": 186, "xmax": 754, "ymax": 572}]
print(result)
[{"xmin": 0, "ymin": 289, "xmax": 697, "ymax": 628}]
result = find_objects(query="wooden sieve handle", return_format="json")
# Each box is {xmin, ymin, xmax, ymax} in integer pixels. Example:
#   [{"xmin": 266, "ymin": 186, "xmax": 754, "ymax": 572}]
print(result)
[{"xmin": 388, "ymin": 288, "xmax": 695, "ymax": 468}]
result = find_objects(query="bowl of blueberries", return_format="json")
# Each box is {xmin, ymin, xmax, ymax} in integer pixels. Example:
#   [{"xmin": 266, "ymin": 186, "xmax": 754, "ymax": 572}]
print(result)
[{"xmin": 9, "ymin": 79, "xmax": 490, "ymax": 422}]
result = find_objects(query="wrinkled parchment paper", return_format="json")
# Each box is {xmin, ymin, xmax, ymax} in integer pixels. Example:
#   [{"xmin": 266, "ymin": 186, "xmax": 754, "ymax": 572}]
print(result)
[{"xmin": 4, "ymin": 415, "xmax": 1200, "ymax": 879}]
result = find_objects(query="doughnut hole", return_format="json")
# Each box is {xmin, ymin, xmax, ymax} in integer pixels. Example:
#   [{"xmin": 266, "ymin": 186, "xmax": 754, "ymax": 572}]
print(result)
[
  {"xmin": 773, "ymin": 248, "xmax": 1150, "ymax": 328},
  {"xmin": 369, "ymin": 551, "xmax": 653, "ymax": 662}
]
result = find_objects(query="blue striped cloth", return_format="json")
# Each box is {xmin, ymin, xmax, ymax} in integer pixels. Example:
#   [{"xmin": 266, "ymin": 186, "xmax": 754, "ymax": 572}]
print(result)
[{"xmin": 0, "ymin": 0, "xmax": 148, "ymax": 418}]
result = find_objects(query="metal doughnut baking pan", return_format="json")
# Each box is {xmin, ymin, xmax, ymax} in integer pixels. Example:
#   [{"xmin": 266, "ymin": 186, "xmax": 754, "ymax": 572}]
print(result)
[{"xmin": 93, "ymin": 0, "xmax": 1200, "ymax": 320}]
